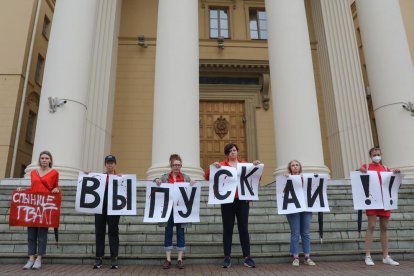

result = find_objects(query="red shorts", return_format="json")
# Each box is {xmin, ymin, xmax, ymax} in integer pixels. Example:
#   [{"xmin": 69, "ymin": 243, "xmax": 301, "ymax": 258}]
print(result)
[{"xmin": 366, "ymin": 209, "xmax": 391, "ymax": 217}]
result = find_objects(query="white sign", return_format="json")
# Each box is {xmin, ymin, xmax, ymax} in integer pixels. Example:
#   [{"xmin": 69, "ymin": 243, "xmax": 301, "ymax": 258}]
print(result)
[
  {"xmin": 351, "ymin": 171, "xmax": 384, "ymax": 210},
  {"xmin": 381, "ymin": 172, "xmax": 403, "ymax": 210},
  {"xmin": 143, "ymin": 183, "xmax": 173, "ymax": 223},
  {"xmin": 75, "ymin": 172, "xmax": 107, "ymax": 214},
  {"xmin": 107, "ymin": 175, "xmax": 137, "ymax": 215},
  {"xmin": 207, "ymin": 165, "xmax": 238, "ymax": 204},
  {"xmin": 302, "ymin": 173, "xmax": 330, "ymax": 212},
  {"xmin": 276, "ymin": 175, "xmax": 306, "ymax": 214},
  {"xmin": 237, "ymin": 163, "xmax": 264, "ymax": 200},
  {"xmin": 172, "ymin": 182, "xmax": 201, "ymax": 223}
]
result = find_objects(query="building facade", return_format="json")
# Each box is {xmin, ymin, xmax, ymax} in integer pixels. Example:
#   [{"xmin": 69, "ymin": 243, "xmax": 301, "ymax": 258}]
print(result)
[{"xmin": 1, "ymin": 0, "xmax": 413, "ymax": 183}]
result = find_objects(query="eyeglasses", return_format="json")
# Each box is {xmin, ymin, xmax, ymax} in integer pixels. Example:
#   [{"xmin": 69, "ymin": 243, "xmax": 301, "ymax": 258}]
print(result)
[{"xmin": 172, "ymin": 164, "xmax": 182, "ymax": 167}]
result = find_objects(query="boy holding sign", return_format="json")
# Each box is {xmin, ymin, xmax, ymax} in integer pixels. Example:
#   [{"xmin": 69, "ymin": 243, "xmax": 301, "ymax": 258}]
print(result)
[
  {"xmin": 359, "ymin": 147, "xmax": 400, "ymax": 266},
  {"xmin": 93, "ymin": 155, "xmax": 120, "ymax": 269}
]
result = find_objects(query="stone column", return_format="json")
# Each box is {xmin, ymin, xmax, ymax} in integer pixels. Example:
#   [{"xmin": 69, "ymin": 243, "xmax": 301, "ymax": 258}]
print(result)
[
  {"xmin": 356, "ymin": 0, "xmax": 414, "ymax": 177},
  {"xmin": 310, "ymin": 0, "xmax": 373, "ymax": 178},
  {"xmin": 147, "ymin": 0, "xmax": 204, "ymax": 180},
  {"xmin": 83, "ymin": 0, "xmax": 121, "ymax": 172},
  {"xmin": 26, "ymin": 0, "xmax": 98, "ymax": 178},
  {"xmin": 265, "ymin": 0, "xmax": 329, "ymax": 175}
]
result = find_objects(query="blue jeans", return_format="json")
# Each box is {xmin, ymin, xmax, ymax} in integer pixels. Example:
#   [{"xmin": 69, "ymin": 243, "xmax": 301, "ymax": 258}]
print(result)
[
  {"xmin": 164, "ymin": 212, "xmax": 185, "ymax": 252},
  {"xmin": 27, "ymin": 227, "xmax": 48, "ymax": 256},
  {"xmin": 286, "ymin": 212, "xmax": 312, "ymax": 256}
]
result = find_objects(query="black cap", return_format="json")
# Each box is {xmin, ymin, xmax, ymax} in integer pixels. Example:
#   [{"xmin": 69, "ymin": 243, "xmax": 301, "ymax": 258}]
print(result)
[{"xmin": 105, "ymin": 155, "xmax": 116, "ymax": 163}]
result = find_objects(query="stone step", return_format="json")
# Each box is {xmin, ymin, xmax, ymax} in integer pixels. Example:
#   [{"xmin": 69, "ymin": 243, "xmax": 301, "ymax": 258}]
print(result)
[
  {"xmin": 1, "ymin": 225, "xmax": 412, "ymax": 243},
  {"xmin": 1, "ymin": 213, "xmax": 413, "ymax": 231},
  {"xmin": 2, "ymin": 237, "xmax": 413, "ymax": 257}
]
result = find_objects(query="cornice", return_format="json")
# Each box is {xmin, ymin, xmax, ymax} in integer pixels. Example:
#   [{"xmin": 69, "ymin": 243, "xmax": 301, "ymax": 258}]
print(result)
[{"xmin": 199, "ymin": 59, "xmax": 269, "ymax": 73}]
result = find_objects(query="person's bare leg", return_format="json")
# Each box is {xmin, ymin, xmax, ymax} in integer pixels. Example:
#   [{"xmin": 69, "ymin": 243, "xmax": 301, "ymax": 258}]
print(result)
[
  {"xmin": 365, "ymin": 215, "xmax": 377, "ymax": 256},
  {"xmin": 379, "ymin": 217, "xmax": 389, "ymax": 257}
]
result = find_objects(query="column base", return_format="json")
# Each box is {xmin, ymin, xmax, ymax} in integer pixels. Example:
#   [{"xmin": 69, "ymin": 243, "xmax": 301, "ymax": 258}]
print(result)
[
  {"xmin": 24, "ymin": 164, "xmax": 82, "ymax": 179},
  {"xmin": 147, "ymin": 164, "xmax": 205, "ymax": 182},
  {"xmin": 273, "ymin": 164, "xmax": 331, "ymax": 177},
  {"xmin": 398, "ymin": 166, "xmax": 414, "ymax": 179}
]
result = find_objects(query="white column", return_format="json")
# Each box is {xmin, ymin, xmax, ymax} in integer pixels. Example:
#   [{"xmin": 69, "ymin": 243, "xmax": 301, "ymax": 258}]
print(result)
[
  {"xmin": 83, "ymin": 0, "xmax": 121, "ymax": 172},
  {"xmin": 147, "ymin": 0, "xmax": 204, "ymax": 180},
  {"xmin": 26, "ymin": 0, "xmax": 98, "ymax": 179},
  {"xmin": 310, "ymin": 0, "xmax": 373, "ymax": 178},
  {"xmin": 356, "ymin": 0, "xmax": 414, "ymax": 177},
  {"xmin": 265, "ymin": 0, "xmax": 329, "ymax": 175}
]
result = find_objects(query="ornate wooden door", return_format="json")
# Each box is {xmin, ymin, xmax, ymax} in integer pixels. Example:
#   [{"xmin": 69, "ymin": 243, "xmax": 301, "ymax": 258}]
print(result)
[{"xmin": 199, "ymin": 100, "xmax": 247, "ymax": 172}]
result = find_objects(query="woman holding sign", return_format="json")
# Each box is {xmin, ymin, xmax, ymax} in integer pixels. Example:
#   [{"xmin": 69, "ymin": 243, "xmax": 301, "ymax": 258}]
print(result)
[
  {"xmin": 20, "ymin": 151, "xmax": 60, "ymax": 270},
  {"xmin": 360, "ymin": 147, "xmax": 400, "ymax": 266},
  {"xmin": 154, "ymin": 154, "xmax": 195, "ymax": 269},
  {"xmin": 285, "ymin": 160, "xmax": 316, "ymax": 267},
  {"xmin": 205, "ymin": 143, "xmax": 261, "ymax": 269}
]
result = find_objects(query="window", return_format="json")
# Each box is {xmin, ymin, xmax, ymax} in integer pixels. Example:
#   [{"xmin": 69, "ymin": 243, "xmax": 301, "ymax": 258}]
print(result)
[
  {"xmin": 209, "ymin": 7, "xmax": 230, "ymax": 38},
  {"xmin": 35, "ymin": 54, "xmax": 45, "ymax": 86},
  {"xmin": 249, "ymin": 9, "xmax": 267, "ymax": 40},
  {"xmin": 25, "ymin": 110, "xmax": 37, "ymax": 144},
  {"xmin": 42, "ymin": 15, "xmax": 51, "ymax": 39}
]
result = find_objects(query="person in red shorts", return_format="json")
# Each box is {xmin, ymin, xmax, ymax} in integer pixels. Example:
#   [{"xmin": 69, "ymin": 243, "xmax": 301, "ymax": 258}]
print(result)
[{"xmin": 359, "ymin": 147, "xmax": 400, "ymax": 266}]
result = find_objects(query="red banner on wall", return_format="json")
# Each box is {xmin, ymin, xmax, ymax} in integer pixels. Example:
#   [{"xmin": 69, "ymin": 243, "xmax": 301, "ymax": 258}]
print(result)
[{"xmin": 9, "ymin": 191, "xmax": 61, "ymax": 228}]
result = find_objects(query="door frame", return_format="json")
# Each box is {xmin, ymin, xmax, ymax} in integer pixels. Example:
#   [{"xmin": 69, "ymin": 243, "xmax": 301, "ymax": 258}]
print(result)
[{"xmin": 200, "ymin": 84, "xmax": 261, "ymax": 161}]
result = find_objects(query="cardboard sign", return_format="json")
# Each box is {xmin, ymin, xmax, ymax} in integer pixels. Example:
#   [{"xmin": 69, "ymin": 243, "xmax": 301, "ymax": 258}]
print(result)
[
  {"xmin": 381, "ymin": 172, "xmax": 403, "ymax": 210},
  {"xmin": 237, "ymin": 163, "xmax": 264, "ymax": 200},
  {"xmin": 276, "ymin": 175, "xmax": 306, "ymax": 214},
  {"xmin": 75, "ymin": 173, "xmax": 107, "ymax": 214},
  {"xmin": 9, "ymin": 191, "xmax": 61, "ymax": 228},
  {"xmin": 207, "ymin": 165, "xmax": 238, "ymax": 204},
  {"xmin": 302, "ymin": 173, "xmax": 330, "ymax": 212},
  {"xmin": 351, "ymin": 171, "xmax": 384, "ymax": 210},
  {"xmin": 172, "ymin": 182, "xmax": 201, "ymax": 223},
  {"xmin": 108, "ymin": 174, "xmax": 137, "ymax": 215},
  {"xmin": 143, "ymin": 183, "xmax": 174, "ymax": 223}
]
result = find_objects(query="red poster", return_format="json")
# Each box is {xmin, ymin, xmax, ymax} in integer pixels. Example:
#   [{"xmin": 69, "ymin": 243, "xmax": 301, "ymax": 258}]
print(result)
[{"xmin": 9, "ymin": 191, "xmax": 61, "ymax": 228}]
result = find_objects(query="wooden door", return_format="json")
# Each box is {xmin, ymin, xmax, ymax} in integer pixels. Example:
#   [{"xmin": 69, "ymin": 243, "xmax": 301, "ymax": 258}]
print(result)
[{"xmin": 200, "ymin": 100, "xmax": 247, "ymax": 172}]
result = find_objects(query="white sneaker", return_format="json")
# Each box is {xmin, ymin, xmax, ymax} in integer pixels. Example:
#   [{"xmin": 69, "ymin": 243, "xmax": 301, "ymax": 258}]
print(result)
[
  {"xmin": 304, "ymin": 258, "xmax": 316, "ymax": 266},
  {"xmin": 292, "ymin": 258, "xmax": 300, "ymax": 266},
  {"xmin": 23, "ymin": 260, "xmax": 34, "ymax": 270},
  {"xmin": 365, "ymin": 256, "xmax": 375, "ymax": 266},
  {"xmin": 32, "ymin": 259, "xmax": 42, "ymax": 269},
  {"xmin": 383, "ymin": 255, "xmax": 399, "ymax": 266}
]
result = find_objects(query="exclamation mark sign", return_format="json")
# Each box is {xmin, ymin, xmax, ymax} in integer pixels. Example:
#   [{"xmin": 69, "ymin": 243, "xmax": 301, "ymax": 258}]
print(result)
[
  {"xmin": 388, "ymin": 176, "xmax": 395, "ymax": 205},
  {"xmin": 360, "ymin": 175, "xmax": 371, "ymax": 205}
]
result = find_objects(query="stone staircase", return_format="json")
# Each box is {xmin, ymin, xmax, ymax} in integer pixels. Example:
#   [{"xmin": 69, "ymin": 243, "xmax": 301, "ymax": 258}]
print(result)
[{"xmin": 0, "ymin": 179, "xmax": 413, "ymax": 266}]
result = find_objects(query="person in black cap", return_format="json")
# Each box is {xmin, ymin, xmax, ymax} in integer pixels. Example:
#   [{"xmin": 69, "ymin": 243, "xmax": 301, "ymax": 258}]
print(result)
[{"xmin": 93, "ymin": 154, "xmax": 120, "ymax": 269}]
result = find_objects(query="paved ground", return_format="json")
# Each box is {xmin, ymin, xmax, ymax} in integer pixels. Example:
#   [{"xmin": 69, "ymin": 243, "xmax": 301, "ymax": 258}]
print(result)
[{"xmin": 2, "ymin": 260, "xmax": 414, "ymax": 276}]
